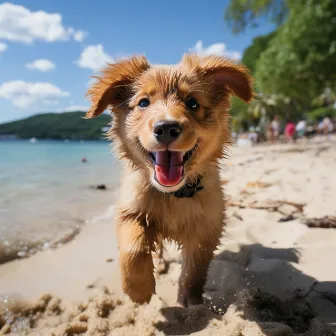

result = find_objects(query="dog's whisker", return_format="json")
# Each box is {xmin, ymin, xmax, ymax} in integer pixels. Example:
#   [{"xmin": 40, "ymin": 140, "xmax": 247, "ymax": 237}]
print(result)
[
  {"xmin": 189, "ymin": 89, "xmax": 214, "ymax": 96},
  {"xmin": 114, "ymin": 96, "xmax": 134, "ymax": 110},
  {"xmin": 188, "ymin": 82, "xmax": 213, "ymax": 90}
]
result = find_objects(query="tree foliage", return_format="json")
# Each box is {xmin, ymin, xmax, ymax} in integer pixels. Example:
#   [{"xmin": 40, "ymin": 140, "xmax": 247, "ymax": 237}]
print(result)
[
  {"xmin": 241, "ymin": 30, "xmax": 277, "ymax": 73},
  {"xmin": 227, "ymin": 0, "xmax": 336, "ymax": 130},
  {"xmin": 312, "ymin": 87, "xmax": 336, "ymax": 108},
  {"xmin": 0, "ymin": 112, "xmax": 111, "ymax": 140},
  {"xmin": 224, "ymin": 0, "xmax": 288, "ymax": 33},
  {"xmin": 255, "ymin": 0, "xmax": 336, "ymax": 103},
  {"xmin": 306, "ymin": 106, "xmax": 336, "ymax": 122},
  {"xmin": 248, "ymin": 92, "xmax": 290, "ymax": 118}
]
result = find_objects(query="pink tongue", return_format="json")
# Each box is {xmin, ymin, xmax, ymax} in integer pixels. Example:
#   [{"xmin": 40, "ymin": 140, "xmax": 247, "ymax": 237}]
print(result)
[{"xmin": 154, "ymin": 151, "xmax": 183, "ymax": 187}]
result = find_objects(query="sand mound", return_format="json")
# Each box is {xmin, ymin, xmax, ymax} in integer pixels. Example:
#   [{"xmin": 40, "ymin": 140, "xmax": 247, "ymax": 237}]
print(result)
[{"xmin": 0, "ymin": 287, "xmax": 333, "ymax": 336}]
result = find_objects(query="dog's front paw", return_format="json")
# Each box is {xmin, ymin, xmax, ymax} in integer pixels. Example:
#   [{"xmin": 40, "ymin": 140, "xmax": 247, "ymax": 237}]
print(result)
[
  {"xmin": 177, "ymin": 292, "xmax": 204, "ymax": 307},
  {"xmin": 122, "ymin": 270, "xmax": 155, "ymax": 304},
  {"xmin": 124, "ymin": 285, "xmax": 154, "ymax": 304}
]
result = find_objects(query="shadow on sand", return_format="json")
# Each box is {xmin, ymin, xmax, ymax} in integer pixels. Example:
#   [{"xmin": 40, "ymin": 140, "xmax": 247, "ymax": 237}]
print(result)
[{"xmin": 155, "ymin": 244, "xmax": 336, "ymax": 335}]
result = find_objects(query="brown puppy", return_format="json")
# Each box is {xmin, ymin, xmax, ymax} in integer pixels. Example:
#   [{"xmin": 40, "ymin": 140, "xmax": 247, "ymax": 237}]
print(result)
[{"xmin": 85, "ymin": 54, "xmax": 253, "ymax": 306}]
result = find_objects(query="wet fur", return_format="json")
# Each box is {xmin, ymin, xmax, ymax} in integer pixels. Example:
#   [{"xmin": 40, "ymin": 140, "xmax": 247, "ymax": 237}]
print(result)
[{"xmin": 86, "ymin": 54, "xmax": 253, "ymax": 306}]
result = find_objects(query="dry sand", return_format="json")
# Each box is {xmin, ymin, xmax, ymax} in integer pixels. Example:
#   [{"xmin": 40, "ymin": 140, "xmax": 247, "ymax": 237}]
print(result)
[{"xmin": 1, "ymin": 140, "xmax": 336, "ymax": 335}]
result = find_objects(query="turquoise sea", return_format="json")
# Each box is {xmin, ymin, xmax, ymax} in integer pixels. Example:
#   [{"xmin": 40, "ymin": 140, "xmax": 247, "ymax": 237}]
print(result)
[{"xmin": 0, "ymin": 140, "xmax": 120, "ymax": 263}]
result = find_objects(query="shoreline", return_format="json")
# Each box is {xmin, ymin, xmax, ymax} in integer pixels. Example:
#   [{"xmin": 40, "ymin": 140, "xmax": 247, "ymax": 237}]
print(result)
[
  {"xmin": 0, "ymin": 205, "xmax": 121, "ymax": 304},
  {"xmin": 0, "ymin": 139, "xmax": 120, "ymax": 266},
  {"xmin": 0, "ymin": 222, "xmax": 83, "ymax": 265},
  {"xmin": 0, "ymin": 190, "xmax": 118, "ymax": 266}
]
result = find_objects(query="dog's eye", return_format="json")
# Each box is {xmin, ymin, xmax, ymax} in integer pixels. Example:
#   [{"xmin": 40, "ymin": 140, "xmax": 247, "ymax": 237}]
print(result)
[
  {"xmin": 138, "ymin": 98, "xmax": 150, "ymax": 109},
  {"xmin": 186, "ymin": 98, "xmax": 199, "ymax": 109}
]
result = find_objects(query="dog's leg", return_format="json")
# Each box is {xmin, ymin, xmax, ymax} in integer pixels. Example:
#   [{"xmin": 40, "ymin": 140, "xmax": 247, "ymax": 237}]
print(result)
[
  {"xmin": 177, "ymin": 237, "xmax": 219, "ymax": 307},
  {"xmin": 117, "ymin": 217, "xmax": 155, "ymax": 304},
  {"xmin": 152, "ymin": 237, "xmax": 168, "ymax": 277}
]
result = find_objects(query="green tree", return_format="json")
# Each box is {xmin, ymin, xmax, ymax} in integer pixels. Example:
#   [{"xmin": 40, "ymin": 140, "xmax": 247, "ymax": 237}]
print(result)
[
  {"xmin": 248, "ymin": 92, "xmax": 293, "ymax": 118},
  {"xmin": 230, "ymin": 97, "xmax": 251, "ymax": 132},
  {"xmin": 312, "ymin": 87, "xmax": 336, "ymax": 108},
  {"xmin": 225, "ymin": 0, "xmax": 288, "ymax": 33},
  {"xmin": 254, "ymin": 0, "xmax": 336, "ymax": 104},
  {"xmin": 241, "ymin": 30, "xmax": 277, "ymax": 73},
  {"xmin": 0, "ymin": 112, "xmax": 111, "ymax": 140}
]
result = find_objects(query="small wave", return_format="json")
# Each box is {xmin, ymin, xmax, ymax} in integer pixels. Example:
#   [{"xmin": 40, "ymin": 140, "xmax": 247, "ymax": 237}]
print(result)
[
  {"xmin": 0, "ymin": 205, "xmax": 116, "ymax": 265},
  {"xmin": 0, "ymin": 222, "xmax": 84, "ymax": 265},
  {"xmin": 90, "ymin": 206, "xmax": 115, "ymax": 224}
]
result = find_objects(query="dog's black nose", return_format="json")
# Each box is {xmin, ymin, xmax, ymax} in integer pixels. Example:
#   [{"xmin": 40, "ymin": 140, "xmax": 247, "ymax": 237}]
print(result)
[{"xmin": 153, "ymin": 120, "xmax": 182, "ymax": 145}]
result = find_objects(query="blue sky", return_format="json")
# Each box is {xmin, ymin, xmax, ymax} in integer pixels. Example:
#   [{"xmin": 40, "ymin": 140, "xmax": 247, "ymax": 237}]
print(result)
[{"xmin": 0, "ymin": 0, "xmax": 275, "ymax": 123}]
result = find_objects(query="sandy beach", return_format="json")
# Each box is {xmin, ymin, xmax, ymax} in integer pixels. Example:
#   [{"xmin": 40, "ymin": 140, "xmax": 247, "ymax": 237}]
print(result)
[{"xmin": 1, "ymin": 140, "xmax": 336, "ymax": 335}]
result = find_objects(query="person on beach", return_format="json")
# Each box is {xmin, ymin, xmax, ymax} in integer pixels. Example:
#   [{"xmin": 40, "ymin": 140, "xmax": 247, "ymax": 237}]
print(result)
[
  {"xmin": 248, "ymin": 127, "xmax": 258, "ymax": 145},
  {"xmin": 317, "ymin": 116, "xmax": 333, "ymax": 141},
  {"xmin": 266, "ymin": 116, "xmax": 280, "ymax": 143},
  {"xmin": 270, "ymin": 115, "xmax": 280, "ymax": 142},
  {"xmin": 285, "ymin": 121, "xmax": 296, "ymax": 143},
  {"xmin": 322, "ymin": 116, "xmax": 333, "ymax": 139},
  {"xmin": 296, "ymin": 119, "xmax": 306, "ymax": 139}
]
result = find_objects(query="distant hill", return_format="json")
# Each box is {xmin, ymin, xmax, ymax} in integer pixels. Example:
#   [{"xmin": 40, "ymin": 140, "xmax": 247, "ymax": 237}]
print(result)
[{"xmin": 0, "ymin": 111, "xmax": 112, "ymax": 140}]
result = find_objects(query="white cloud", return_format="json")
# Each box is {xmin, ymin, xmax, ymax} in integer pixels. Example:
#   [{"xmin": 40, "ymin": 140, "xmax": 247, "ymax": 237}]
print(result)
[
  {"xmin": 0, "ymin": 2, "xmax": 84, "ymax": 44},
  {"xmin": 73, "ymin": 30, "xmax": 87, "ymax": 42},
  {"xmin": 26, "ymin": 59, "xmax": 55, "ymax": 72},
  {"xmin": 190, "ymin": 40, "xmax": 241, "ymax": 60},
  {"xmin": 0, "ymin": 80, "xmax": 69, "ymax": 108},
  {"xmin": 58, "ymin": 105, "xmax": 89, "ymax": 112},
  {"xmin": 77, "ymin": 44, "xmax": 114, "ymax": 71},
  {"xmin": 0, "ymin": 42, "xmax": 7, "ymax": 53}
]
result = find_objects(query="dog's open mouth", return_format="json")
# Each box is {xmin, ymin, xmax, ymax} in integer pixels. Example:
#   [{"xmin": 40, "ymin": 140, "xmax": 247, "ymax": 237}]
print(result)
[{"xmin": 149, "ymin": 148, "xmax": 195, "ymax": 187}]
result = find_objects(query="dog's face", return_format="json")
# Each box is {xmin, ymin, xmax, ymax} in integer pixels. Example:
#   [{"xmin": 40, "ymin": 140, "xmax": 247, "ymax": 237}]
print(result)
[{"xmin": 86, "ymin": 54, "xmax": 253, "ymax": 193}]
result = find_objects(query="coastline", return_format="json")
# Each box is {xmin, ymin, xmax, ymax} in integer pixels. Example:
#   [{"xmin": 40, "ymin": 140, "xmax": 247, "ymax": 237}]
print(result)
[
  {"xmin": 0, "ymin": 139, "xmax": 120, "ymax": 266},
  {"xmin": 0, "ymin": 190, "xmax": 119, "ymax": 266},
  {"xmin": 1, "ymin": 141, "xmax": 336, "ymax": 335},
  {"xmin": 0, "ymin": 205, "xmax": 121, "ymax": 304}
]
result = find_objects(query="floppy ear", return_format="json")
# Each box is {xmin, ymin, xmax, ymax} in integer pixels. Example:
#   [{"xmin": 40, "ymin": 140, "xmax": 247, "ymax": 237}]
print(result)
[
  {"xmin": 85, "ymin": 55, "xmax": 150, "ymax": 118},
  {"xmin": 181, "ymin": 54, "xmax": 254, "ymax": 103}
]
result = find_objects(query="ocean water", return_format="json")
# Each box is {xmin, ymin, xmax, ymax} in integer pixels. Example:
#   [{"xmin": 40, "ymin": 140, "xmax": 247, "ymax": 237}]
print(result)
[{"xmin": 0, "ymin": 140, "xmax": 121, "ymax": 263}]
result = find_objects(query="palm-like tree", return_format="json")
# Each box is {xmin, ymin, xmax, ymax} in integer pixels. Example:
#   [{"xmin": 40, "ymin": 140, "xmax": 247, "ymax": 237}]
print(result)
[
  {"xmin": 248, "ymin": 93, "xmax": 291, "ymax": 119},
  {"xmin": 312, "ymin": 86, "xmax": 336, "ymax": 108}
]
